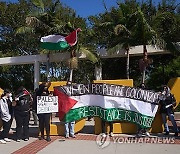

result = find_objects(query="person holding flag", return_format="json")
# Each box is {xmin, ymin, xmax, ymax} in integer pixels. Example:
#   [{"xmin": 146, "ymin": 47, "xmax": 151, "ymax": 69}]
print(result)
[
  {"xmin": 41, "ymin": 28, "xmax": 81, "ymax": 138},
  {"xmin": 14, "ymin": 86, "xmax": 32, "ymax": 142}
]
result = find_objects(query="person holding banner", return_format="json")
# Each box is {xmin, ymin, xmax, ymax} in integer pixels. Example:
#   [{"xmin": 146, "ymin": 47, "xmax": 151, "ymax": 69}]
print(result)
[
  {"xmin": 160, "ymin": 85, "xmax": 179, "ymax": 136},
  {"xmin": 14, "ymin": 87, "xmax": 32, "ymax": 142},
  {"xmin": 64, "ymin": 121, "xmax": 76, "ymax": 138},
  {"xmin": 36, "ymin": 82, "xmax": 52, "ymax": 142},
  {"xmin": 63, "ymin": 81, "xmax": 76, "ymax": 138},
  {"xmin": 136, "ymin": 83, "xmax": 151, "ymax": 137}
]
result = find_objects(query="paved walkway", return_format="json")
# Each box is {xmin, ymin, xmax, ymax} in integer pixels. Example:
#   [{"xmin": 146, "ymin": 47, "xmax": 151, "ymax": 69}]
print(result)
[{"xmin": 0, "ymin": 115, "xmax": 180, "ymax": 154}]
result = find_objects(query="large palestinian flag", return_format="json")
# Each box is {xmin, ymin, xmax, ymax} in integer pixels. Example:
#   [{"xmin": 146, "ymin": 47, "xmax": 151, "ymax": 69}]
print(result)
[
  {"xmin": 54, "ymin": 83, "xmax": 160, "ymax": 128},
  {"xmin": 40, "ymin": 28, "xmax": 81, "ymax": 50}
]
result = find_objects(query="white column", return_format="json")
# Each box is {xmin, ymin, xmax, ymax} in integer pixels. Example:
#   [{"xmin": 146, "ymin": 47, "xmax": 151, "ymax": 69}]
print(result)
[
  {"xmin": 95, "ymin": 66, "xmax": 102, "ymax": 80},
  {"xmin": 34, "ymin": 61, "xmax": 40, "ymax": 90}
]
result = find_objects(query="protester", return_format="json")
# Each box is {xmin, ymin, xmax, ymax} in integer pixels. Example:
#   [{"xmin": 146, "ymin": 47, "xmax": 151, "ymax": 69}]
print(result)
[
  {"xmin": 0, "ymin": 90, "xmax": 12, "ymax": 144},
  {"xmin": 63, "ymin": 81, "xmax": 76, "ymax": 138},
  {"xmin": 64, "ymin": 121, "xmax": 76, "ymax": 138},
  {"xmin": 159, "ymin": 85, "xmax": 179, "ymax": 136},
  {"xmin": 36, "ymin": 82, "xmax": 51, "ymax": 142},
  {"xmin": 136, "ymin": 83, "xmax": 150, "ymax": 137},
  {"xmin": 14, "ymin": 86, "xmax": 32, "ymax": 142}
]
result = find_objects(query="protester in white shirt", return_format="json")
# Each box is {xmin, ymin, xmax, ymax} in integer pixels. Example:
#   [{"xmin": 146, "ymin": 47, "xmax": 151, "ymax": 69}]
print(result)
[{"xmin": 0, "ymin": 90, "xmax": 12, "ymax": 144}]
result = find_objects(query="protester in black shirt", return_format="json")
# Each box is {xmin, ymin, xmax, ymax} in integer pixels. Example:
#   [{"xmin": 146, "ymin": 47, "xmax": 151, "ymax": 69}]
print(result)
[
  {"xmin": 14, "ymin": 86, "xmax": 31, "ymax": 142},
  {"xmin": 36, "ymin": 82, "xmax": 51, "ymax": 142},
  {"xmin": 159, "ymin": 85, "xmax": 179, "ymax": 136}
]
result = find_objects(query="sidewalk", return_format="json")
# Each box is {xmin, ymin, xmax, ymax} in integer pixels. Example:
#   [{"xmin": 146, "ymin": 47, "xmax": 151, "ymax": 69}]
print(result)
[{"xmin": 0, "ymin": 115, "xmax": 180, "ymax": 154}]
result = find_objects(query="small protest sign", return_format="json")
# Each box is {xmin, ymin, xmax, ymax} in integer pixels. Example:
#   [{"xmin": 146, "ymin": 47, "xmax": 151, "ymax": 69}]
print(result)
[{"xmin": 37, "ymin": 96, "xmax": 58, "ymax": 114}]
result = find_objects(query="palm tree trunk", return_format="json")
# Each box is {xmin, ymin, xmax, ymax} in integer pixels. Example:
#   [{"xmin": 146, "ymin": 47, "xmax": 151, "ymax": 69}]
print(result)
[
  {"xmin": 47, "ymin": 52, "xmax": 50, "ymax": 82},
  {"xmin": 126, "ymin": 48, "xmax": 130, "ymax": 79},
  {"xmin": 142, "ymin": 45, "xmax": 148, "ymax": 83},
  {"xmin": 69, "ymin": 69, "xmax": 73, "ymax": 82},
  {"xmin": 68, "ymin": 50, "xmax": 77, "ymax": 83},
  {"xmin": 95, "ymin": 66, "xmax": 102, "ymax": 80},
  {"xmin": 142, "ymin": 70, "xmax": 146, "ymax": 83}
]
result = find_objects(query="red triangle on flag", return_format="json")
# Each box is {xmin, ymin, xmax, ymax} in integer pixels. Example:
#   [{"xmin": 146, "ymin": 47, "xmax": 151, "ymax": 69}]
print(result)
[
  {"xmin": 54, "ymin": 87, "xmax": 78, "ymax": 120},
  {"xmin": 65, "ymin": 28, "xmax": 82, "ymax": 46},
  {"xmin": 23, "ymin": 89, "xmax": 30, "ymax": 95}
]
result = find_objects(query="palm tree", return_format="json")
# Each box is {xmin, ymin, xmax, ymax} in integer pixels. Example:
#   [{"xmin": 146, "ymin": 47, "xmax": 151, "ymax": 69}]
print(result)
[
  {"xmin": 95, "ymin": 3, "xmax": 135, "ymax": 79},
  {"xmin": 113, "ymin": 25, "xmax": 132, "ymax": 79},
  {"xmin": 111, "ymin": 2, "xmax": 136, "ymax": 79},
  {"xmin": 130, "ymin": 7, "xmax": 156, "ymax": 83},
  {"xmin": 16, "ymin": 0, "xmax": 98, "ymax": 82},
  {"xmin": 152, "ymin": 11, "xmax": 180, "ymax": 55},
  {"xmin": 96, "ymin": 3, "xmax": 155, "ymax": 81}
]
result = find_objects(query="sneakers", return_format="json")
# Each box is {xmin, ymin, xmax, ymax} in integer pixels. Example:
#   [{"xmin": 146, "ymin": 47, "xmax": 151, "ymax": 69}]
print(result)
[
  {"xmin": 145, "ymin": 132, "xmax": 150, "ymax": 137},
  {"xmin": 4, "ymin": 138, "xmax": 11, "ymax": 142},
  {"xmin": 136, "ymin": 133, "xmax": 143, "ymax": 137},
  {"xmin": 24, "ymin": 138, "xmax": 29, "ymax": 141},
  {"xmin": 70, "ymin": 134, "xmax": 76, "ymax": 138},
  {"xmin": 110, "ymin": 132, "xmax": 114, "ymax": 137},
  {"xmin": 0, "ymin": 139, "xmax": 6, "ymax": 144},
  {"xmin": 102, "ymin": 133, "xmax": 107, "ymax": 138},
  {"xmin": 65, "ymin": 134, "xmax": 69, "ymax": 138},
  {"xmin": 16, "ymin": 139, "xmax": 21, "ymax": 142},
  {"xmin": 39, "ymin": 136, "xmax": 45, "ymax": 140},
  {"xmin": 165, "ymin": 132, "xmax": 169, "ymax": 135},
  {"xmin": 46, "ymin": 136, "xmax": 51, "ymax": 142}
]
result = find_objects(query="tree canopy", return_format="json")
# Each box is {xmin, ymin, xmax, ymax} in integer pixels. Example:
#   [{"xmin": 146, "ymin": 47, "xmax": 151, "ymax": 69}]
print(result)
[{"xmin": 0, "ymin": 0, "xmax": 179, "ymax": 92}]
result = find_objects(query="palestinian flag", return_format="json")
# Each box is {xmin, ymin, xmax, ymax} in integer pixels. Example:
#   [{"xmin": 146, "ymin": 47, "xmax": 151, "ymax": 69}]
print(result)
[
  {"xmin": 54, "ymin": 83, "xmax": 160, "ymax": 128},
  {"xmin": 54, "ymin": 87, "xmax": 78, "ymax": 120},
  {"xmin": 40, "ymin": 28, "xmax": 81, "ymax": 50},
  {"xmin": 16, "ymin": 88, "xmax": 31, "ymax": 98}
]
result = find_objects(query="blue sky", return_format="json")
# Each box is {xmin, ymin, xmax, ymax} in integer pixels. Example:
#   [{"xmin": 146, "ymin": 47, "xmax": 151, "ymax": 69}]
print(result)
[
  {"xmin": 60, "ymin": 0, "xmax": 117, "ymax": 17},
  {"xmin": 3, "ymin": 0, "xmax": 166, "ymax": 18},
  {"xmin": 3, "ymin": 0, "xmax": 117, "ymax": 17}
]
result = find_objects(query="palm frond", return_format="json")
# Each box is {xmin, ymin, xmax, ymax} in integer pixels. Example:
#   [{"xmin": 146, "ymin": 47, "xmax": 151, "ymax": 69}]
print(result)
[
  {"xmin": 108, "ymin": 43, "xmax": 124, "ymax": 55},
  {"xmin": 26, "ymin": 16, "xmax": 49, "ymax": 29},
  {"xmin": 79, "ymin": 47, "xmax": 98, "ymax": 63},
  {"xmin": 102, "ymin": 0, "xmax": 108, "ymax": 12},
  {"xmin": 16, "ymin": 26, "xmax": 34, "ymax": 34},
  {"xmin": 31, "ymin": 0, "xmax": 44, "ymax": 12},
  {"xmin": 99, "ymin": 22, "xmax": 113, "ymax": 27},
  {"xmin": 27, "ymin": 11, "xmax": 47, "ymax": 18},
  {"xmin": 114, "ymin": 24, "xmax": 131, "ymax": 36}
]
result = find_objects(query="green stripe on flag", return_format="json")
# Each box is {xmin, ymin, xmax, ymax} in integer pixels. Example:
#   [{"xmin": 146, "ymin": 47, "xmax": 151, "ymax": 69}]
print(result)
[
  {"xmin": 40, "ymin": 41, "xmax": 69, "ymax": 50},
  {"xmin": 63, "ymin": 106, "xmax": 154, "ymax": 128}
]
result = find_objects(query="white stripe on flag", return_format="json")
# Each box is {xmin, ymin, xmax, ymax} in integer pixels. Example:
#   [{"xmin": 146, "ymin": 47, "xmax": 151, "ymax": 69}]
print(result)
[
  {"xmin": 40, "ymin": 35, "xmax": 66, "ymax": 43},
  {"xmin": 71, "ymin": 95, "xmax": 158, "ymax": 117}
]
